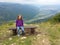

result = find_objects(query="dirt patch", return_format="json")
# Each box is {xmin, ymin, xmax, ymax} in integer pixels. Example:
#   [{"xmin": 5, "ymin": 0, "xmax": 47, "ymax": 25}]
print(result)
[{"xmin": 32, "ymin": 34, "xmax": 51, "ymax": 45}]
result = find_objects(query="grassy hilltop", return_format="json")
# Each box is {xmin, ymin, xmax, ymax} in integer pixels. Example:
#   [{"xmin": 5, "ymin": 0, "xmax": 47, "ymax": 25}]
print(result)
[{"xmin": 0, "ymin": 13, "xmax": 60, "ymax": 45}]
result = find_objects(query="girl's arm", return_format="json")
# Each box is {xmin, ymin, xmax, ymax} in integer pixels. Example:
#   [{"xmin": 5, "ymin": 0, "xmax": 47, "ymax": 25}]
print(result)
[
  {"xmin": 16, "ymin": 20, "xmax": 18, "ymax": 27},
  {"xmin": 22, "ymin": 20, "xmax": 24, "ymax": 26}
]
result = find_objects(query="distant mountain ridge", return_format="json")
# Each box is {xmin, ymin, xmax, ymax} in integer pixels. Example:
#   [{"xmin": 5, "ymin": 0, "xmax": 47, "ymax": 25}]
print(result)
[{"xmin": 0, "ymin": 2, "xmax": 60, "ymax": 24}]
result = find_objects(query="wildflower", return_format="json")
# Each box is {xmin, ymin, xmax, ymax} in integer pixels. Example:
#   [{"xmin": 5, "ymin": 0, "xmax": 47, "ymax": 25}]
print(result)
[
  {"xmin": 9, "ymin": 37, "xmax": 12, "ymax": 40},
  {"xmin": 21, "ymin": 37, "xmax": 27, "ymax": 40}
]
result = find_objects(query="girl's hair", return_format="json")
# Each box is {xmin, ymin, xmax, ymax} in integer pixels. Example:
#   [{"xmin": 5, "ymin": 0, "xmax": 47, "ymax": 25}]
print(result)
[{"xmin": 17, "ymin": 15, "xmax": 23, "ymax": 20}]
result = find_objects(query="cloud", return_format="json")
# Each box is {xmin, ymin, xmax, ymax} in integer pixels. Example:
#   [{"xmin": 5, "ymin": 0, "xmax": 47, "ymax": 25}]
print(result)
[
  {"xmin": 0, "ymin": 0, "xmax": 60, "ymax": 5},
  {"xmin": 28, "ymin": 0, "xmax": 60, "ymax": 5}
]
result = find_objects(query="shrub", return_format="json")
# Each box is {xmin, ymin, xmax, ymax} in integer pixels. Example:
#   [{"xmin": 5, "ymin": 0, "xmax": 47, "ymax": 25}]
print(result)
[{"xmin": 49, "ymin": 13, "xmax": 60, "ymax": 24}]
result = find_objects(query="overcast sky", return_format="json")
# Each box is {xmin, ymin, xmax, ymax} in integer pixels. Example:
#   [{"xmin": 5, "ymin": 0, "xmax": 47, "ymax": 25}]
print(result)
[{"xmin": 0, "ymin": 0, "xmax": 60, "ymax": 5}]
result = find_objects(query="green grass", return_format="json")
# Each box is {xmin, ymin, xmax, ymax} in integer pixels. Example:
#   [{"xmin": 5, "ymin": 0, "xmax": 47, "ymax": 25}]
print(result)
[
  {"xmin": 1, "ymin": 36, "xmax": 32, "ymax": 45},
  {"xmin": 37, "ymin": 22, "xmax": 60, "ymax": 45},
  {"xmin": 0, "ymin": 23, "xmax": 34, "ymax": 45},
  {"xmin": 0, "ymin": 22, "xmax": 60, "ymax": 45}
]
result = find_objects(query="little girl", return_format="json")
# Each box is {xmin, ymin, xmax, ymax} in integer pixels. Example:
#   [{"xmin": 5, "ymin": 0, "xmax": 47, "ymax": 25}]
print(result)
[{"xmin": 16, "ymin": 15, "xmax": 25, "ymax": 36}]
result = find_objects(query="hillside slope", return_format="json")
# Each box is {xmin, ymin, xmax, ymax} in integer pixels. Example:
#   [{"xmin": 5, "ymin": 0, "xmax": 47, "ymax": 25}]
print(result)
[{"xmin": 0, "ymin": 22, "xmax": 60, "ymax": 45}]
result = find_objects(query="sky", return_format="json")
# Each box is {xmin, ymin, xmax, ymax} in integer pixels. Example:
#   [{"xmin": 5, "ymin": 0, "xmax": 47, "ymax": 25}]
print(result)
[{"xmin": 0, "ymin": 0, "xmax": 60, "ymax": 5}]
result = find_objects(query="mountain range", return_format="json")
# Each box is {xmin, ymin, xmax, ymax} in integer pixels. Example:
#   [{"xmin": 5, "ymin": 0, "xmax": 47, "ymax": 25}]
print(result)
[{"xmin": 0, "ymin": 2, "xmax": 60, "ymax": 24}]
